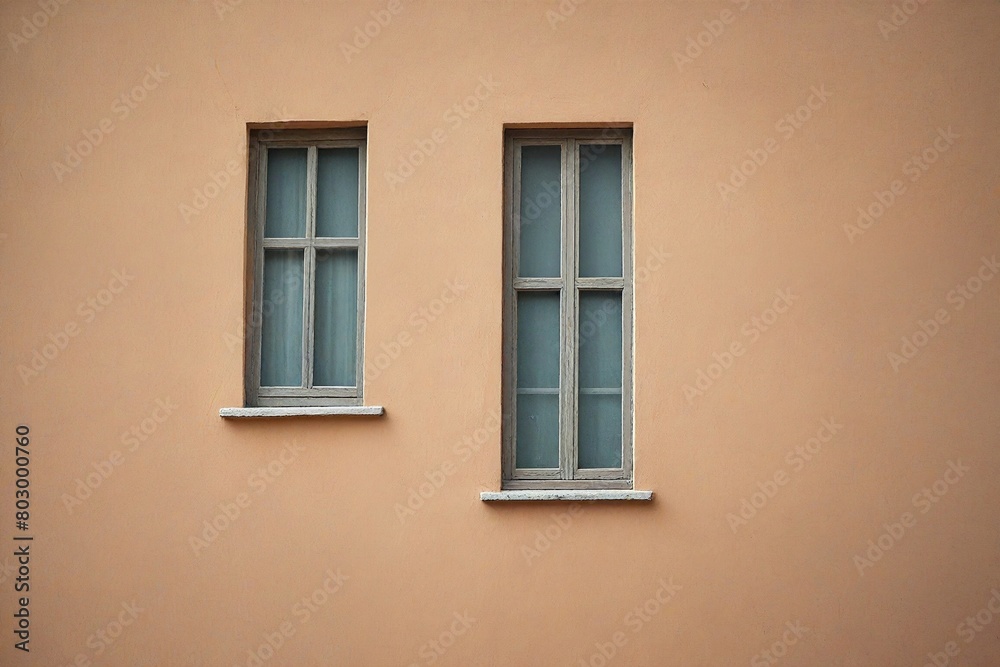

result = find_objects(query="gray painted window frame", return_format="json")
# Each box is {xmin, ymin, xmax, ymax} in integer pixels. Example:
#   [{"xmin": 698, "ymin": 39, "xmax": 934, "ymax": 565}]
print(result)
[
  {"xmin": 245, "ymin": 128, "xmax": 367, "ymax": 407},
  {"xmin": 502, "ymin": 128, "xmax": 635, "ymax": 491}
]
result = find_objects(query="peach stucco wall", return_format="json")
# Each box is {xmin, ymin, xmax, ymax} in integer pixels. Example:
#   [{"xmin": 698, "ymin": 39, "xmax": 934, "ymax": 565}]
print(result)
[{"xmin": 2, "ymin": 1, "xmax": 1000, "ymax": 665}]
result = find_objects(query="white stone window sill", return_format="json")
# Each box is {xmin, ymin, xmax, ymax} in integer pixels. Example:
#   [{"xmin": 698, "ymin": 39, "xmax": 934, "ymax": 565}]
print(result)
[
  {"xmin": 220, "ymin": 406, "xmax": 385, "ymax": 418},
  {"xmin": 480, "ymin": 490, "xmax": 653, "ymax": 502}
]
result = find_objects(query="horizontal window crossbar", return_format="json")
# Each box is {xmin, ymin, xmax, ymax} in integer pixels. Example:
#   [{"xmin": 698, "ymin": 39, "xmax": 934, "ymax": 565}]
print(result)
[
  {"xmin": 262, "ymin": 238, "xmax": 360, "ymax": 248},
  {"xmin": 253, "ymin": 128, "xmax": 367, "ymax": 144},
  {"xmin": 500, "ymin": 479, "xmax": 635, "ymax": 491},
  {"xmin": 576, "ymin": 278, "xmax": 624, "ymax": 290},
  {"xmin": 258, "ymin": 387, "xmax": 357, "ymax": 397},
  {"xmin": 513, "ymin": 277, "xmax": 563, "ymax": 290}
]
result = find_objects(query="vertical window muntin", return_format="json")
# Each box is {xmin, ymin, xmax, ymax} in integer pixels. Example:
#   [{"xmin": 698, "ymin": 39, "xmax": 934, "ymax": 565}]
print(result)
[
  {"xmin": 503, "ymin": 128, "xmax": 633, "ymax": 490},
  {"xmin": 247, "ymin": 129, "xmax": 367, "ymax": 407}
]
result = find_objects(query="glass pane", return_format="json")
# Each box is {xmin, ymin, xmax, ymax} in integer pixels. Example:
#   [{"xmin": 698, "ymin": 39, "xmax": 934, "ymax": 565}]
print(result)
[
  {"xmin": 515, "ymin": 291, "xmax": 560, "ymax": 468},
  {"xmin": 260, "ymin": 249, "xmax": 304, "ymax": 386},
  {"xmin": 316, "ymin": 148, "xmax": 360, "ymax": 238},
  {"xmin": 314, "ymin": 250, "xmax": 358, "ymax": 386},
  {"xmin": 516, "ymin": 394, "xmax": 559, "ymax": 469},
  {"xmin": 265, "ymin": 148, "xmax": 308, "ymax": 238},
  {"xmin": 578, "ymin": 394, "xmax": 622, "ymax": 469},
  {"xmin": 516, "ymin": 291, "xmax": 560, "ymax": 389},
  {"xmin": 578, "ymin": 292, "xmax": 622, "ymax": 389},
  {"xmin": 518, "ymin": 145, "xmax": 561, "ymax": 277},
  {"xmin": 579, "ymin": 144, "xmax": 623, "ymax": 277},
  {"xmin": 578, "ymin": 292, "xmax": 622, "ymax": 469}
]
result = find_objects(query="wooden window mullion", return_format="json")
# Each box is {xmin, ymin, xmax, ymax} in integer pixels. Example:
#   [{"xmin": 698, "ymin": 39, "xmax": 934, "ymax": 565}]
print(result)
[
  {"xmin": 621, "ymin": 137, "xmax": 634, "ymax": 482},
  {"xmin": 302, "ymin": 146, "xmax": 318, "ymax": 390},
  {"xmin": 503, "ymin": 138, "xmax": 519, "ymax": 481},
  {"xmin": 248, "ymin": 139, "xmax": 267, "ymax": 407},
  {"xmin": 355, "ymin": 140, "xmax": 368, "ymax": 402},
  {"xmin": 559, "ymin": 138, "xmax": 578, "ymax": 480}
]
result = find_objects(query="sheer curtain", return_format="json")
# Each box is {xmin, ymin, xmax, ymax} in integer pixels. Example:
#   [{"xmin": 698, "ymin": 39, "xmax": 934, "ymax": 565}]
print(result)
[{"xmin": 260, "ymin": 147, "xmax": 360, "ymax": 389}]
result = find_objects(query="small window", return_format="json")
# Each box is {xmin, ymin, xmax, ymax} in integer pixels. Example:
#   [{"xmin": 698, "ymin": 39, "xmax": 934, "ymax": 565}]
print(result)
[
  {"xmin": 245, "ymin": 128, "xmax": 367, "ymax": 407},
  {"xmin": 502, "ymin": 128, "xmax": 634, "ymax": 489}
]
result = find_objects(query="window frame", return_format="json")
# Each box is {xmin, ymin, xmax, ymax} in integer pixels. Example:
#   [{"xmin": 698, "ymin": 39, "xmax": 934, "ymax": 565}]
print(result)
[
  {"xmin": 245, "ymin": 127, "xmax": 368, "ymax": 408},
  {"xmin": 502, "ymin": 127, "xmax": 634, "ymax": 490}
]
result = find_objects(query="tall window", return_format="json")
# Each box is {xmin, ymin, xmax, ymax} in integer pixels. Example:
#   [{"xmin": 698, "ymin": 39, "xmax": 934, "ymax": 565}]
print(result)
[
  {"xmin": 245, "ymin": 128, "xmax": 367, "ymax": 407},
  {"xmin": 502, "ymin": 128, "xmax": 634, "ymax": 489}
]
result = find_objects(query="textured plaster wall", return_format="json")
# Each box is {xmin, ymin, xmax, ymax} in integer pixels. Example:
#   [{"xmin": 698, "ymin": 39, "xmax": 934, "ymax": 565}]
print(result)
[{"xmin": 1, "ymin": 1, "xmax": 999, "ymax": 665}]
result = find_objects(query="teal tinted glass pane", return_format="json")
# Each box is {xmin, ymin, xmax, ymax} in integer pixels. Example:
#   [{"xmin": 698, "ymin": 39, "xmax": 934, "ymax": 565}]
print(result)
[
  {"xmin": 518, "ymin": 145, "xmax": 561, "ymax": 277},
  {"xmin": 516, "ymin": 394, "xmax": 559, "ymax": 469},
  {"xmin": 579, "ymin": 144, "xmax": 623, "ymax": 277},
  {"xmin": 265, "ymin": 148, "xmax": 308, "ymax": 238},
  {"xmin": 260, "ymin": 249, "xmax": 304, "ymax": 386},
  {"xmin": 314, "ymin": 250, "xmax": 358, "ymax": 387},
  {"xmin": 578, "ymin": 394, "xmax": 622, "ymax": 469},
  {"xmin": 516, "ymin": 291, "xmax": 560, "ymax": 389},
  {"xmin": 515, "ymin": 291, "xmax": 560, "ymax": 468},
  {"xmin": 578, "ymin": 292, "xmax": 622, "ymax": 469},
  {"xmin": 316, "ymin": 148, "xmax": 360, "ymax": 238},
  {"xmin": 578, "ymin": 292, "xmax": 622, "ymax": 389}
]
